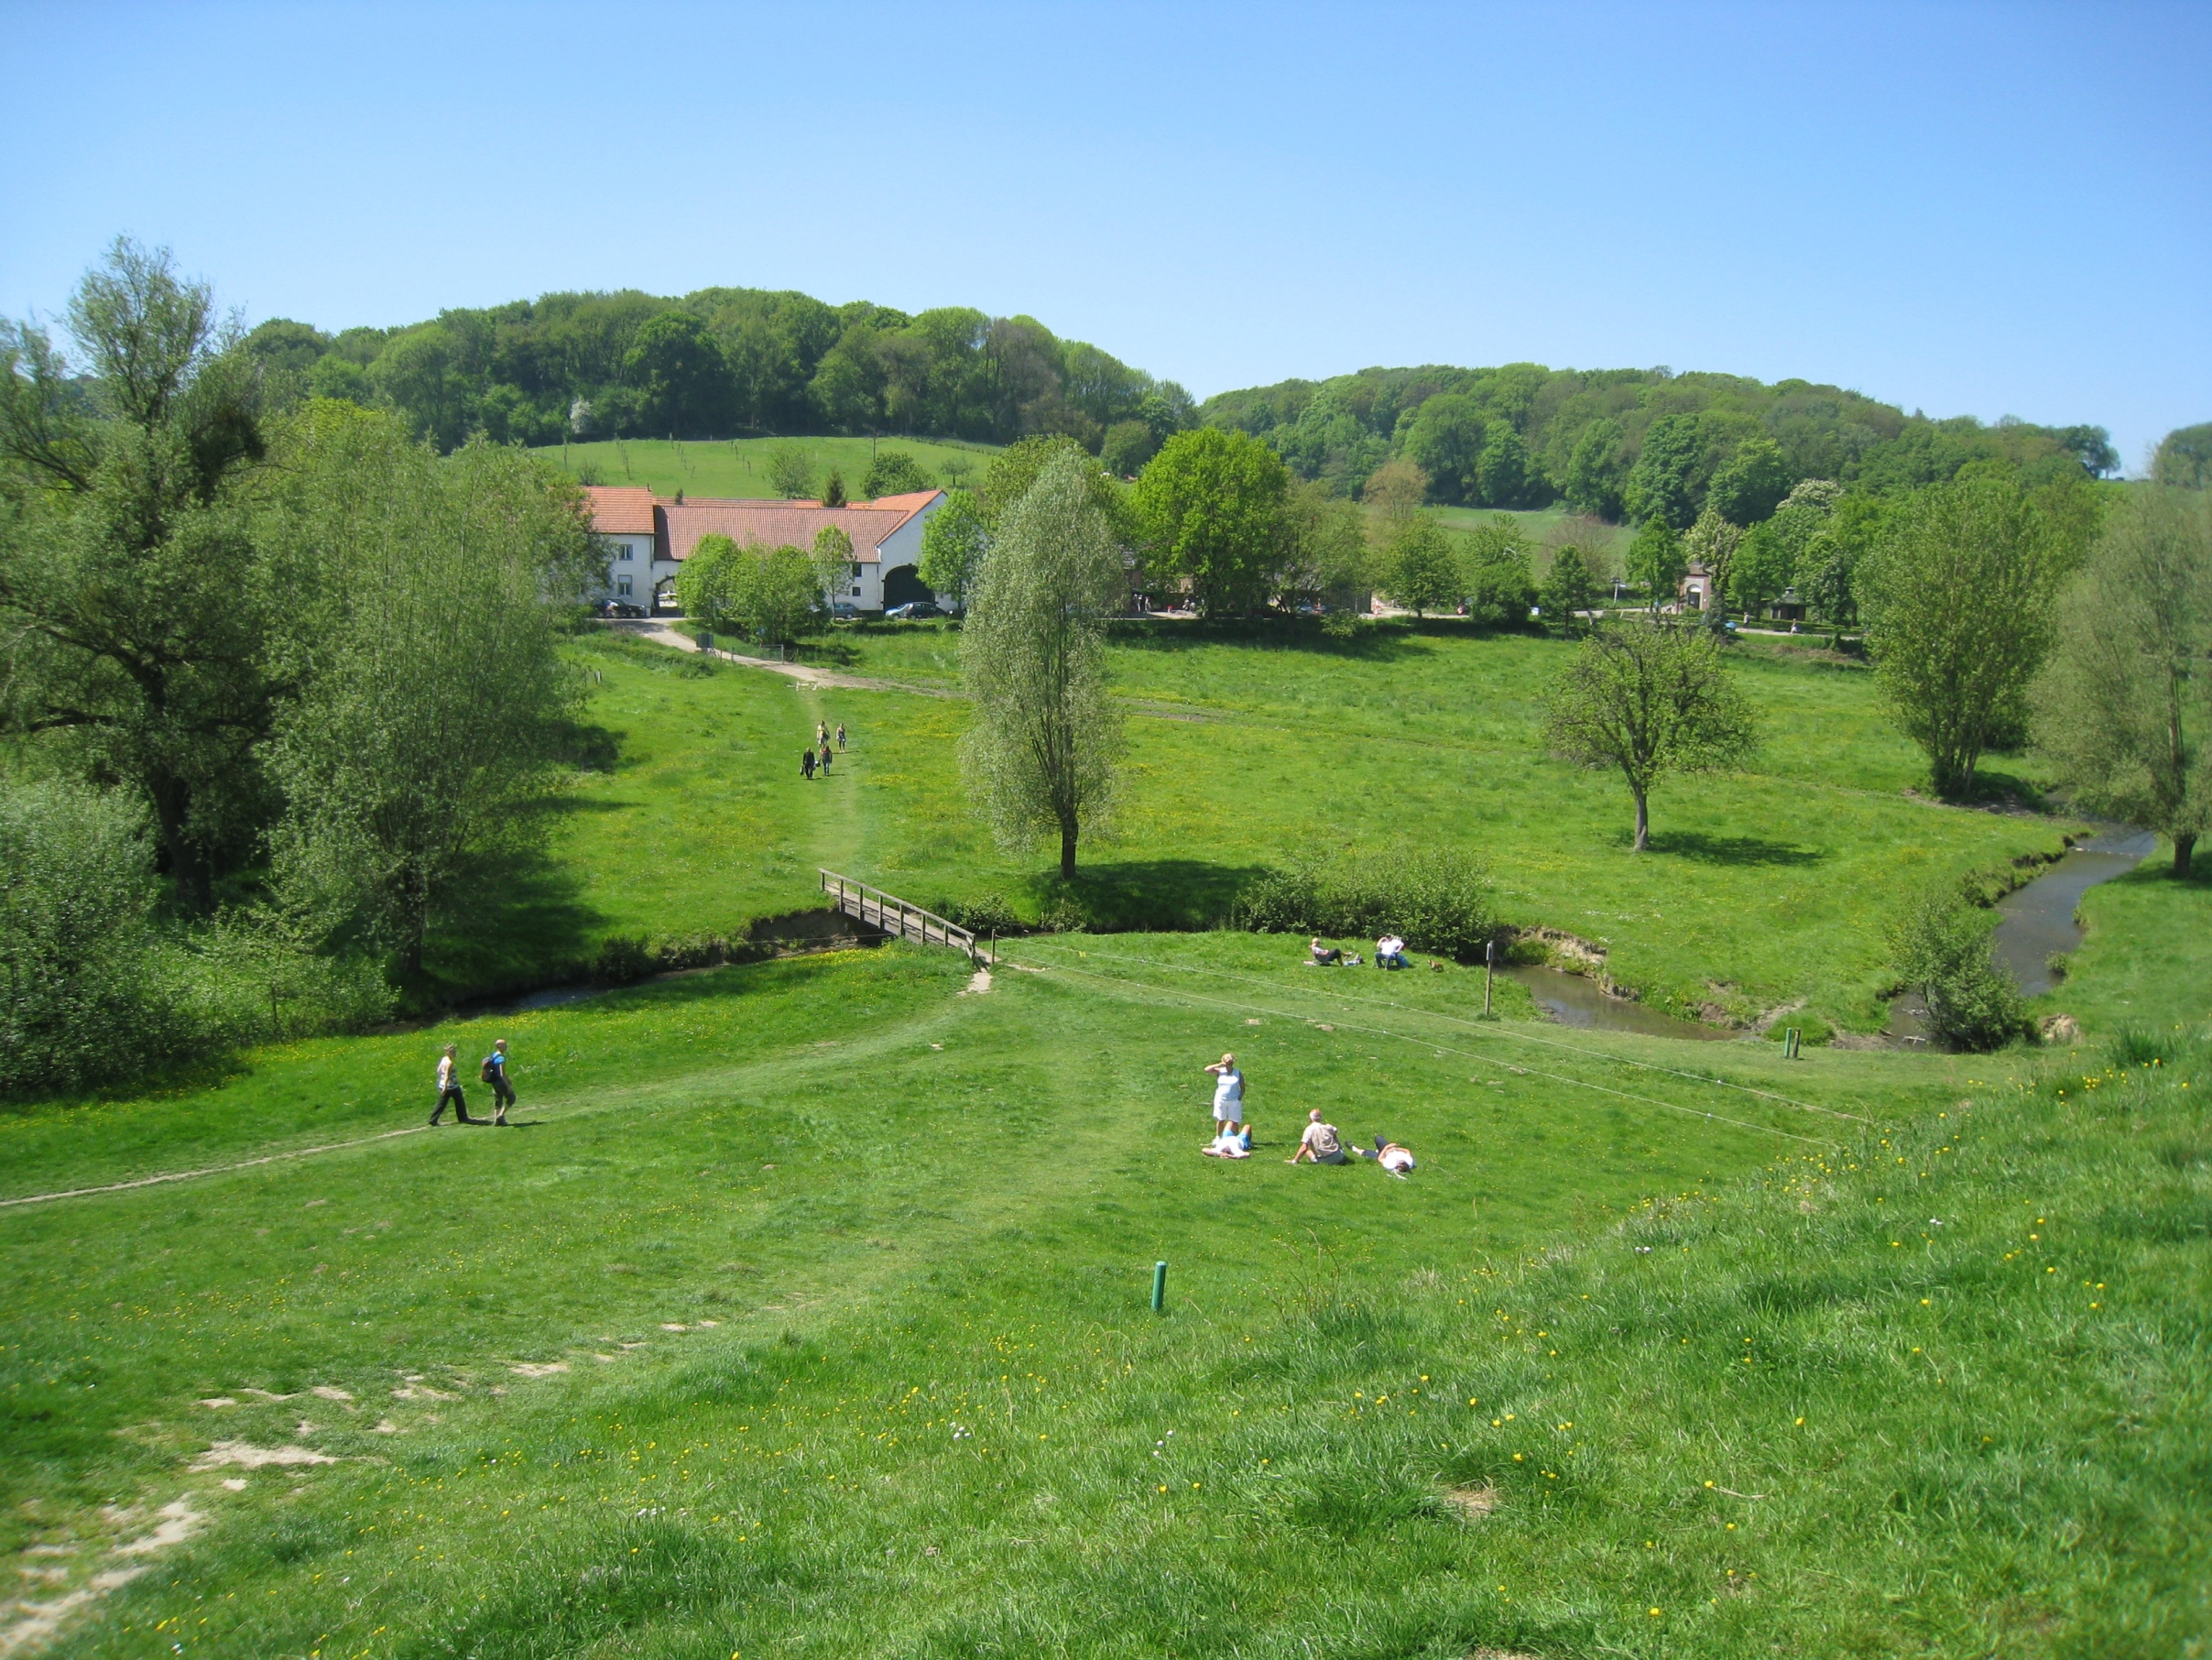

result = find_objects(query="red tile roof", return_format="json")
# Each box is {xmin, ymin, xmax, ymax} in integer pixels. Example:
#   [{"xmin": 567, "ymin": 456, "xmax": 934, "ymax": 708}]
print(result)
[
  {"xmin": 657, "ymin": 492, "xmax": 944, "ymax": 563},
  {"xmin": 583, "ymin": 486, "xmax": 658, "ymax": 536}
]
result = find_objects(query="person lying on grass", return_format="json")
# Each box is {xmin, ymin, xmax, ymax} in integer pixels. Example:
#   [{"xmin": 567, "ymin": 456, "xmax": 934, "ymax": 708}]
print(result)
[
  {"xmin": 1203, "ymin": 1126, "xmax": 1252, "ymax": 1158},
  {"xmin": 1288, "ymin": 1108, "xmax": 1346, "ymax": 1164},
  {"xmin": 1356, "ymin": 1137, "xmax": 1416, "ymax": 1177}
]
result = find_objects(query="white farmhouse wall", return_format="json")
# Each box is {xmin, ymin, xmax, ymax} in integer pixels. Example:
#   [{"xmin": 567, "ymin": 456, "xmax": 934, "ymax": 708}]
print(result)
[{"xmin": 594, "ymin": 532, "xmax": 655, "ymax": 603}]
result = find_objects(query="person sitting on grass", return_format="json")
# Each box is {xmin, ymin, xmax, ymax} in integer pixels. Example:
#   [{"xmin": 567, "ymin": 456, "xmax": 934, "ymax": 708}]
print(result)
[
  {"xmin": 1288, "ymin": 1108, "xmax": 1346, "ymax": 1164},
  {"xmin": 1309, "ymin": 937, "xmax": 1343, "ymax": 966},
  {"xmin": 1357, "ymin": 1137, "xmax": 1416, "ymax": 1177},
  {"xmin": 1375, "ymin": 934, "xmax": 1408, "ymax": 969}
]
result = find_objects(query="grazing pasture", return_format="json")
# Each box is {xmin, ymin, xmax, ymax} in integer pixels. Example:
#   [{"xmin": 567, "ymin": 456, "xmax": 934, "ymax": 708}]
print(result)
[{"xmin": 534, "ymin": 436, "xmax": 995, "ymax": 501}]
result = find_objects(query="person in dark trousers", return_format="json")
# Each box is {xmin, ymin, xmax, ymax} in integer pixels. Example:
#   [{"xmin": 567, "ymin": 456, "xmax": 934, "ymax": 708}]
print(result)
[
  {"xmin": 430, "ymin": 1044, "xmax": 476, "ymax": 1124},
  {"xmin": 483, "ymin": 1038, "xmax": 516, "ymax": 1126},
  {"xmin": 801, "ymin": 748, "xmax": 816, "ymax": 780},
  {"xmin": 835, "ymin": 722, "xmax": 846, "ymax": 751},
  {"xmin": 819, "ymin": 740, "xmax": 834, "ymax": 776}
]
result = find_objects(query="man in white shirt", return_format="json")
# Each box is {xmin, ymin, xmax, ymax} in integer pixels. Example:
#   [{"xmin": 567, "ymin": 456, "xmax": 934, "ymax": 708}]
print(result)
[{"xmin": 1203, "ymin": 1053, "xmax": 1244, "ymax": 1135}]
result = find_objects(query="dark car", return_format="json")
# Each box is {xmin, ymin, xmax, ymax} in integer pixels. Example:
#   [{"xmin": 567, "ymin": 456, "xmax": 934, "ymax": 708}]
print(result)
[
  {"xmin": 830, "ymin": 600, "xmax": 861, "ymax": 620},
  {"xmin": 884, "ymin": 600, "xmax": 943, "ymax": 621},
  {"xmin": 600, "ymin": 600, "xmax": 647, "ymax": 619}
]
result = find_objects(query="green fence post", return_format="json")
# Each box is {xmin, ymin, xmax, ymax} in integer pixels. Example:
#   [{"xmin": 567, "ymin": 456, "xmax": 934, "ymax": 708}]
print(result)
[
  {"xmin": 1783, "ymin": 1027, "xmax": 1801, "ymax": 1059},
  {"xmin": 1150, "ymin": 1261, "xmax": 1167, "ymax": 1313}
]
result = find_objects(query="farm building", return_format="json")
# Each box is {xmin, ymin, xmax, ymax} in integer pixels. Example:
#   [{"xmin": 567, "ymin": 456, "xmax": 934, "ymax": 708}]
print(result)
[{"xmin": 583, "ymin": 486, "xmax": 947, "ymax": 613}]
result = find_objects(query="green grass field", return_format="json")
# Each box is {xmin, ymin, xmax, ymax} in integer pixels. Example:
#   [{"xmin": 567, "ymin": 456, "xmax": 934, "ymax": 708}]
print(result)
[
  {"xmin": 482, "ymin": 624, "xmax": 2076, "ymax": 1035},
  {"xmin": 1424, "ymin": 505, "xmax": 1636, "ymax": 573},
  {"xmin": 9, "ymin": 614, "xmax": 2207, "ymax": 1655},
  {"xmin": 4, "ymin": 932, "xmax": 2204, "ymax": 1656},
  {"xmin": 533, "ymin": 437, "xmax": 997, "ymax": 500}
]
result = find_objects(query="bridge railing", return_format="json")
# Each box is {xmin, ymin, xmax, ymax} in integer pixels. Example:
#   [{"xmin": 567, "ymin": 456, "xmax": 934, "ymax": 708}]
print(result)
[{"xmin": 820, "ymin": 869, "xmax": 978, "ymax": 960}]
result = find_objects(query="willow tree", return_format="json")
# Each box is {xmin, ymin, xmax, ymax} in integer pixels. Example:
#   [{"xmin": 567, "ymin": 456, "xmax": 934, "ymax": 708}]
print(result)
[
  {"xmin": 960, "ymin": 450, "xmax": 1125, "ymax": 879},
  {"xmin": 2032, "ymin": 486, "xmax": 2212, "ymax": 875}
]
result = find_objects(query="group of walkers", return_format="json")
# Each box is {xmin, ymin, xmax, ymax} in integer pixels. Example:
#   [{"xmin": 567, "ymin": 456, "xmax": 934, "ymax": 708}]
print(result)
[
  {"xmin": 430, "ymin": 1038, "xmax": 517, "ymax": 1127},
  {"xmin": 1198, "ymin": 1052, "xmax": 1416, "ymax": 1176},
  {"xmin": 801, "ymin": 720, "xmax": 847, "ymax": 781}
]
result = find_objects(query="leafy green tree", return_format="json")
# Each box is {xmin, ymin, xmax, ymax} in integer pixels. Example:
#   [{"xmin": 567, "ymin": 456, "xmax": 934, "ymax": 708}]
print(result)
[
  {"xmin": 1379, "ymin": 515, "xmax": 1460, "ymax": 617},
  {"xmin": 244, "ymin": 319, "xmax": 331, "ymax": 376},
  {"xmin": 1802, "ymin": 492, "xmax": 1887, "ymax": 626},
  {"xmin": 258, "ymin": 406, "xmax": 598, "ymax": 975},
  {"xmin": 1402, "ymin": 394, "xmax": 1483, "ymax": 504},
  {"xmin": 674, "ymin": 532, "xmax": 746, "ymax": 628},
  {"xmin": 308, "ymin": 355, "xmax": 372, "ymax": 405},
  {"xmin": 1538, "ymin": 547, "xmax": 1599, "ymax": 636},
  {"xmin": 861, "ymin": 449, "xmax": 931, "ymax": 497},
  {"xmin": 0, "ymin": 239, "xmax": 271, "ymax": 903},
  {"xmin": 1625, "ymin": 518, "xmax": 1686, "ymax": 610},
  {"xmin": 961, "ymin": 450, "xmax": 1126, "ymax": 879},
  {"xmin": 1099, "ymin": 420, "xmax": 1157, "ymax": 478},
  {"xmin": 822, "ymin": 469, "xmax": 848, "ymax": 508},
  {"xmin": 1277, "ymin": 480, "xmax": 1368, "ymax": 610},
  {"xmin": 1887, "ymin": 879, "xmax": 2025, "ymax": 1051},
  {"xmin": 1682, "ymin": 507, "xmax": 1746, "ymax": 628},
  {"xmin": 1134, "ymin": 427, "xmax": 1289, "ymax": 617},
  {"xmin": 2032, "ymin": 486, "xmax": 2212, "ymax": 875},
  {"xmin": 813, "ymin": 524, "xmax": 855, "ymax": 606},
  {"xmin": 1475, "ymin": 420, "xmax": 1533, "ymax": 507},
  {"xmin": 624, "ymin": 311, "xmax": 733, "ymax": 437},
  {"xmin": 984, "ymin": 434, "xmax": 1093, "ymax": 521},
  {"xmin": 1542, "ymin": 621, "xmax": 1756, "ymax": 850},
  {"xmin": 1706, "ymin": 436, "xmax": 1792, "ymax": 526},
  {"xmin": 767, "ymin": 445, "xmax": 813, "ymax": 498},
  {"xmin": 1564, "ymin": 418, "xmax": 1629, "ymax": 519},
  {"xmin": 2152, "ymin": 422, "xmax": 2212, "ymax": 491},
  {"xmin": 1460, "ymin": 517, "xmax": 1536, "ymax": 627},
  {"xmin": 1360, "ymin": 457, "xmax": 1430, "ymax": 519},
  {"xmin": 368, "ymin": 324, "xmax": 474, "ymax": 450},
  {"xmin": 918, "ymin": 489, "xmax": 988, "ymax": 610},
  {"xmin": 1859, "ymin": 477, "xmax": 2076, "ymax": 798},
  {"xmin": 1624, "ymin": 414, "xmax": 1704, "ymax": 530}
]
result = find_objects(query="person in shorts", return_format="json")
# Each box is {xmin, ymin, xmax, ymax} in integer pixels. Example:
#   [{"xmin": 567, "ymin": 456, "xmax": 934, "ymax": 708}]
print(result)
[
  {"xmin": 430, "ymin": 1044, "xmax": 476, "ymax": 1125},
  {"xmin": 1203, "ymin": 1052, "xmax": 1244, "ymax": 1136},
  {"xmin": 1358, "ymin": 1136, "xmax": 1416, "ymax": 1177},
  {"xmin": 1289, "ymin": 1108, "xmax": 1346, "ymax": 1164},
  {"xmin": 484, "ymin": 1038, "xmax": 516, "ymax": 1126}
]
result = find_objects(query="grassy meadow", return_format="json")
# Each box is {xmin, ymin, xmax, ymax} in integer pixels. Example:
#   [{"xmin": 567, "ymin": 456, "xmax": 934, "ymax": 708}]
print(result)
[
  {"xmin": 532, "ymin": 437, "xmax": 996, "ymax": 500},
  {"xmin": 486, "ymin": 623, "xmax": 2079, "ymax": 1035},
  {"xmin": 3, "ymin": 933, "xmax": 2205, "ymax": 1656},
  {"xmin": 8, "ymin": 614, "xmax": 2207, "ymax": 1656}
]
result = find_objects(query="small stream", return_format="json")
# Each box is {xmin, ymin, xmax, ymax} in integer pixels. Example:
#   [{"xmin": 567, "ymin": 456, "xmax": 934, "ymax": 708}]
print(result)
[
  {"xmin": 1500, "ymin": 965, "xmax": 1740, "ymax": 1042},
  {"xmin": 1990, "ymin": 828, "xmax": 2158, "ymax": 996}
]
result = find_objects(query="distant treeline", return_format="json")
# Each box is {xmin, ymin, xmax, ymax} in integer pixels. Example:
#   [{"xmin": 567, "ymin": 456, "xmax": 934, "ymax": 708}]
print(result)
[
  {"xmin": 245, "ymin": 289, "xmax": 1196, "ymax": 466},
  {"xmin": 1200, "ymin": 364, "xmax": 2121, "ymax": 524}
]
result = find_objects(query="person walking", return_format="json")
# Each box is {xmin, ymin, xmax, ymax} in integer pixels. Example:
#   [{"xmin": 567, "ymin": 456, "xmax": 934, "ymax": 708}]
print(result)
[
  {"xmin": 483, "ymin": 1038, "xmax": 516, "ymax": 1126},
  {"xmin": 817, "ymin": 720, "xmax": 830, "ymax": 749},
  {"xmin": 430, "ymin": 1044, "xmax": 476, "ymax": 1125},
  {"xmin": 835, "ymin": 722, "xmax": 847, "ymax": 751},
  {"xmin": 801, "ymin": 747, "xmax": 816, "ymax": 781},
  {"xmin": 818, "ymin": 739, "xmax": 834, "ymax": 776},
  {"xmin": 1203, "ymin": 1052, "xmax": 1244, "ymax": 1137}
]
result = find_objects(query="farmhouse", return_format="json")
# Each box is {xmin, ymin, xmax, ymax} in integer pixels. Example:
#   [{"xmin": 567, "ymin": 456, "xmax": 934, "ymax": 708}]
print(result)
[{"xmin": 583, "ymin": 486, "xmax": 947, "ymax": 613}]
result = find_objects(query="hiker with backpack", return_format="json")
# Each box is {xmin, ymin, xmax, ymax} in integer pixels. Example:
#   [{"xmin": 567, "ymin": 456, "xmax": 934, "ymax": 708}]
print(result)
[{"xmin": 482, "ymin": 1038, "xmax": 515, "ymax": 1126}]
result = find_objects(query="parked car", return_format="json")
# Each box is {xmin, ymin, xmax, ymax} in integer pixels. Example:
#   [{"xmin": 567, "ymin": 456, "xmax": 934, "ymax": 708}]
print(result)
[
  {"xmin": 884, "ymin": 600, "xmax": 943, "ymax": 620},
  {"xmin": 600, "ymin": 600, "xmax": 647, "ymax": 619},
  {"xmin": 830, "ymin": 600, "xmax": 860, "ymax": 620}
]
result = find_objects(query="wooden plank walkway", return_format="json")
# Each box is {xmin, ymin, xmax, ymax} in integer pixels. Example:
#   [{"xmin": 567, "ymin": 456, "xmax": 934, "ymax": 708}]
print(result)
[{"xmin": 821, "ymin": 870, "xmax": 979, "ymax": 960}]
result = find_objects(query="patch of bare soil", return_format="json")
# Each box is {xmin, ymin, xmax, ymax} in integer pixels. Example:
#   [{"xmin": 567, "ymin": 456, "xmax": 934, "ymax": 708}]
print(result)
[
  {"xmin": 1443, "ymin": 1483, "xmax": 1498, "ymax": 1520},
  {"xmin": 189, "ymin": 1442, "xmax": 337, "ymax": 1470}
]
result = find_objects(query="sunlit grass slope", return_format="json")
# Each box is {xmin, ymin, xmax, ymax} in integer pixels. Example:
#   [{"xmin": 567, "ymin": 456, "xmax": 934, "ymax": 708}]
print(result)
[
  {"xmin": 533, "ymin": 436, "xmax": 995, "ymax": 500},
  {"xmin": 524, "ymin": 627, "xmax": 2070, "ymax": 1032},
  {"xmin": 5, "ymin": 937, "xmax": 2202, "ymax": 1656}
]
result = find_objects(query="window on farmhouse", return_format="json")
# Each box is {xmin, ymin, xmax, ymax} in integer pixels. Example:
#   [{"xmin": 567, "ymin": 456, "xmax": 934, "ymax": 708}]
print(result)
[{"xmin": 616, "ymin": 575, "xmax": 633, "ymax": 596}]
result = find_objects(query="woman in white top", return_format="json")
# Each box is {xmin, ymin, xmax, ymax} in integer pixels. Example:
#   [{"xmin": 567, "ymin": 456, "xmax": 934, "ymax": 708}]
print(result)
[
  {"xmin": 1203, "ymin": 1053, "xmax": 1244, "ymax": 1134},
  {"xmin": 1358, "ymin": 1137, "xmax": 1416, "ymax": 1177},
  {"xmin": 429, "ymin": 1043, "xmax": 477, "ymax": 1125}
]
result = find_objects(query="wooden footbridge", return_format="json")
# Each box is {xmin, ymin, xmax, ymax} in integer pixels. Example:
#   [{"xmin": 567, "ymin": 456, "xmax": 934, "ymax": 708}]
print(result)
[{"xmin": 821, "ymin": 870, "xmax": 984, "ymax": 962}]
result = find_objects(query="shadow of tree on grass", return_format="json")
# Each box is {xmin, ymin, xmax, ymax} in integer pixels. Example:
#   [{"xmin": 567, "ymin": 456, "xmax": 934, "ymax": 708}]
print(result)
[
  {"xmin": 1041, "ymin": 857, "xmax": 1273, "ymax": 931},
  {"xmin": 1650, "ymin": 832, "xmax": 1827, "ymax": 868}
]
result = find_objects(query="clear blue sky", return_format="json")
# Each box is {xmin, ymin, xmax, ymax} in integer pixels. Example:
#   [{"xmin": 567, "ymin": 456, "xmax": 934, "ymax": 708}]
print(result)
[{"xmin": 5, "ymin": 1, "xmax": 2205, "ymax": 467}]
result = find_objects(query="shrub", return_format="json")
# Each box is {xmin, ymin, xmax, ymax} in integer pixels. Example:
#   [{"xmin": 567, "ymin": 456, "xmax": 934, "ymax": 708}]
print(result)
[
  {"xmin": 942, "ymin": 891, "xmax": 1021, "ymax": 935},
  {"xmin": 0, "ymin": 782, "xmax": 201, "ymax": 1095},
  {"xmin": 1886, "ymin": 880, "xmax": 2027, "ymax": 1051},
  {"xmin": 1233, "ymin": 850, "xmax": 1495, "ymax": 960}
]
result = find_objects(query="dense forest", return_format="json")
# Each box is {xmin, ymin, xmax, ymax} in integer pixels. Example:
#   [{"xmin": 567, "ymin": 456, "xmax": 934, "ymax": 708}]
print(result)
[
  {"xmin": 244, "ymin": 289, "xmax": 1195, "ymax": 468},
  {"xmin": 1200, "ymin": 363, "xmax": 2119, "ymax": 525}
]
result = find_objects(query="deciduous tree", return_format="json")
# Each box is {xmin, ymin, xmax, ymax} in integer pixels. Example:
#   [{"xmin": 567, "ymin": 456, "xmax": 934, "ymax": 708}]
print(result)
[
  {"xmin": 1542, "ymin": 621, "xmax": 1755, "ymax": 850},
  {"xmin": 1538, "ymin": 547, "xmax": 1599, "ymax": 637},
  {"xmin": 1460, "ymin": 517, "xmax": 1536, "ymax": 627},
  {"xmin": 2032, "ymin": 486, "xmax": 2212, "ymax": 875},
  {"xmin": 861, "ymin": 449, "xmax": 930, "ymax": 497},
  {"xmin": 1135, "ymin": 427, "xmax": 1288, "ymax": 617},
  {"xmin": 1624, "ymin": 414, "xmax": 1704, "ymax": 530},
  {"xmin": 1379, "ymin": 515, "xmax": 1459, "ymax": 617},
  {"xmin": 1626, "ymin": 517, "xmax": 1686, "ymax": 610},
  {"xmin": 918, "ymin": 489, "xmax": 988, "ymax": 610},
  {"xmin": 1564, "ymin": 418, "xmax": 1629, "ymax": 519},
  {"xmin": 961, "ymin": 450, "xmax": 1125, "ymax": 879},
  {"xmin": 1859, "ymin": 477, "xmax": 2076, "ymax": 799}
]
